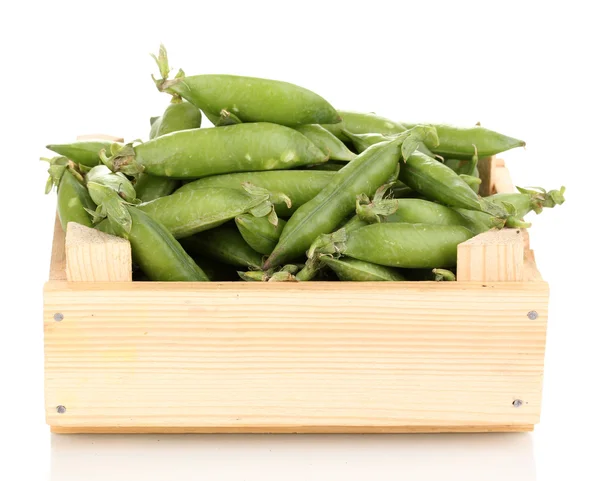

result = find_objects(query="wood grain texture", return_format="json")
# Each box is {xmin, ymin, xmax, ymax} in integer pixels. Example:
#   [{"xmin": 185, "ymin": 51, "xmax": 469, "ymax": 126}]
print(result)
[
  {"xmin": 49, "ymin": 215, "xmax": 67, "ymax": 281},
  {"xmin": 76, "ymin": 134, "xmax": 124, "ymax": 142},
  {"xmin": 457, "ymin": 229, "xmax": 525, "ymax": 282},
  {"xmin": 51, "ymin": 424, "xmax": 534, "ymax": 434},
  {"xmin": 65, "ymin": 223, "xmax": 132, "ymax": 282},
  {"xmin": 493, "ymin": 165, "xmax": 516, "ymax": 194},
  {"xmin": 44, "ymin": 281, "xmax": 548, "ymax": 431}
]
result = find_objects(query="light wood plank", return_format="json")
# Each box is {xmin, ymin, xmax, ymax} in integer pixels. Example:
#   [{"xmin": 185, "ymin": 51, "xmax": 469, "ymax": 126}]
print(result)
[
  {"xmin": 457, "ymin": 229, "xmax": 525, "ymax": 281},
  {"xmin": 51, "ymin": 424, "xmax": 534, "ymax": 434},
  {"xmin": 65, "ymin": 223, "xmax": 132, "ymax": 282},
  {"xmin": 76, "ymin": 134, "xmax": 124, "ymax": 143},
  {"xmin": 44, "ymin": 280, "xmax": 548, "ymax": 431},
  {"xmin": 493, "ymin": 165, "xmax": 516, "ymax": 194},
  {"xmin": 49, "ymin": 214, "xmax": 67, "ymax": 281}
]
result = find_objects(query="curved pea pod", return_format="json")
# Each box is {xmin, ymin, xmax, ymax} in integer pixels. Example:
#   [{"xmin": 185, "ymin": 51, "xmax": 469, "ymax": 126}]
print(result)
[
  {"xmin": 176, "ymin": 170, "xmax": 335, "ymax": 217},
  {"xmin": 361, "ymin": 198, "xmax": 469, "ymax": 226},
  {"xmin": 264, "ymin": 137, "xmax": 404, "ymax": 269},
  {"xmin": 149, "ymin": 100, "xmax": 202, "ymax": 139},
  {"xmin": 134, "ymin": 174, "xmax": 179, "ymax": 203},
  {"xmin": 235, "ymin": 215, "xmax": 287, "ymax": 255},
  {"xmin": 46, "ymin": 140, "xmax": 118, "ymax": 167},
  {"xmin": 453, "ymin": 208, "xmax": 507, "ymax": 234},
  {"xmin": 103, "ymin": 123, "xmax": 327, "ymax": 178},
  {"xmin": 488, "ymin": 186, "xmax": 566, "ymax": 218},
  {"xmin": 42, "ymin": 157, "xmax": 95, "ymax": 229},
  {"xmin": 90, "ymin": 184, "xmax": 208, "ymax": 282},
  {"xmin": 402, "ymin": 123, "xmax": 525, "ymax": 159},
  {"xmin": 399, "ymin": 151, "xmax": 507, "ymax": 217},
  {"xmin": 343, "ymin": 130, "xmax": 437, "ymax": 158},
  {"xmin": 321, "ymin": 111, "xmax": 407, "ymax": 141},
  {"xmin": 265, "ymin": 126, "xmax": 439, "ymax": 268},
  {"xmin": 180, "ymin": 225, "xmax": 263, "ymax": 269},
  {"xmin": 86, "ymin": 165, "xmax": 138, "ymax": 203},
  {"xmin": 294, "ymin": 125, "xmax": 356, "ymax": 161},
  {"xmin": 138, "ymin": 183, "xmax": 290, "ymax": 239},
  {"xmin": 320, "ymin": 256, "xmax": 406, "ymax": 281},
  {"xmin": 459, "ymin": 174, "xmax": 482, "ymax": 193},
  {"xmin": 307, "ymin": 161, "xmax": 347, "ymax": 171},
  {"xmin": 152, "ymin": 45, "xmax": 339, "ymax": 126},
  {"xmin": 317, "ymin": 223, "xmax": 474, "ymax": 269}
]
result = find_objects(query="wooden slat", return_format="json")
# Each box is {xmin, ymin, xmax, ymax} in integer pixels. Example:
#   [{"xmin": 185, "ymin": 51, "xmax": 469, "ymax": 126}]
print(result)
[
  {"xmin": 44, "ymin": 280, "xmax": 548, "ymax": 431},
  {"xmin": 65, "ymin": 223, "xmax": 132, "ymax": 282},
  {"xmin": 49, "ymin": 215, "xmax": 67, "ymax": 281},
  {"xmin": 494, "ymin": 165, "xmax": 516, "ymax": 194},
  {"xmin": 51, "ymin": 424, "xmax": 534, "ymax": 434},
  {"xmin": 457, "ymin": 229, "xmax": 525, "ymax": 282}
]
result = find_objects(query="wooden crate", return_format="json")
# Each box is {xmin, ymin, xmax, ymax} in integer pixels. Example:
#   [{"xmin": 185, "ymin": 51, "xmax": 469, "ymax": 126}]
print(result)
[{"xmin": 44, "ymin": 156, "xmax": 549, "ymax": 434}]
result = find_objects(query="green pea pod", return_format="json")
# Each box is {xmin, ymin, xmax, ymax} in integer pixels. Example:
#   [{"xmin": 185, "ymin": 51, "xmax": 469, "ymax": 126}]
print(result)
[
  {"xmin": 265, "ymin": 126, "xmax": 439, "ymax": 268},
  {"xmin": 264, "ymin": 138, "xmax": 404, "ymax": 269},
  {"xmin": 343, "ymin": 130, "xmax": 437, "ymax": 158},
  {"xmin": 152, "ymin": 45, "xmax": 339, "ymax": 126},
  {"xmin": 235, "ymin": 215, "xmax": 287, "ymax": 255},
  {"xmin": 86, "ymin": 165, "xmax": 138, "ymax": 203},
  {"xmin": 444, "ymin": 158, "xmax": 479, "ymax": 177},
  {"xmin": 180, "ymin": 225, "xmax": 263, "ymax": 269},
  {"xmin": 363, "ymin": 198, "xmax": 469, "ymax": 226},
  {"xmin": 46, "ymin": 140, "xmax": 119, "ymax": 167},
  {"xmin": 320, "ymin": 256, "xmax": 406, "ymax": 281},
  {"xmin": 103, "ymin": 123, "xmax": 327, "ymax": 178},
  {"xmin": 452, "ymin": 208, "xmax": 507, "ymax": 234},
  {"xmin": 321, "ymin": 111, "xmax": 407, "ymax": 141},
  {"xmin": 293, "ymin": 125, "xmax": 356, "ymax": 161},
  {"xmin": 399, "ymin": 151, "xmax": 507, "ymax": 217},
  {"xmin": 138, "ymin": 183, "xmax": 291, "ymax": 239},
  {"xmin": 149, "ymin": 99, "xmax": 202, "ymax": 139},
  {"xmin": 134, "ymin": 174, "xmax": 180, "ymax": 203},
  {"xmin": 307, "ymin": 161, "xmax": 347, "ymax": 171},
  {"xmin": 316, "ymin": 223, "xmax": 474, "ymax": 269},
  {"xmin": 42, "ymin": 157, "xmax": 95, "ymax": 229},
  {"xmin": 488, "ymin": 186, "xmax": 566, "ymax": 218},
  {"xmin": 459, "ymin": 174, "xmax": 482, "ymax": 193},
  {"xmin": 175, "ymin": 170, "xmax": 335, "ymax": 217},
  {"xmin": 90, "ymin": 184, "xmax": 208, "ymax": 282},
  {"xmin": 432, "ymin": 268, "xmax": 456, "ymax": 281},
  {"xmin": 238, "ymin": 264, "xmax": 301, "ymax": 282},
  {"xmin": 402, "ymin": 123, "xmax": 525, "ymax": 159}
]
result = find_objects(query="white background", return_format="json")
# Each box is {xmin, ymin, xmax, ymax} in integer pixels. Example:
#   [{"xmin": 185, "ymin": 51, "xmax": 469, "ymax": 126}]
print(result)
[{"xmin": 1, "ymin": 1, "xmax": 599, "ymax": 479}]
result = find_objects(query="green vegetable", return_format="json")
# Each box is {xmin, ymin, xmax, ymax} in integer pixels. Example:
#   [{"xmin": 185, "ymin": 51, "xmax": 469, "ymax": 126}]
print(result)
[
  {"xmin": 320, "ymin": 256, "xmax": 406, "ymax": 281},
  {"xmin": 176, "ymin": 170, "xmax": 335, "ymax": 217},
  {"xmin": 149, "ymin": 99, "xmax": 202, "ymax": 139},
  {"xmin": 236, "ymin": 215, "xmax": 287, "ymax": 255},
  {"xmin": 294, "ymin": 124, "xmax": 356, "ymax": 161},
  {"xmin": 134, "ymin": 174, "xmax": 179, "ymax": 203},
  {"xmin": 138, "ymin": 183, "xmax": 291, "ymax": 239},
  {"xmin": 42, "ymin": 156, "xmax": 95, "ymax": 229},
  {"xmin": 153, "ymin": 45, "xmax": 340, "ymax": 126},
  {"xmin": 180, "ymin": 225, "xmax": 263, "ymax": 269},
  {"xmin": 312, "ymin": 223, "xmax": 474, "ymax": 268},
  {"xmin": 103, "ymin": 123, "xmax": 327, "ymax": 178},
  {"xmin": 321, "ymin": 111, "xmax": 406, "ymax": 141},
  {"xmin": 90, "ymin": 183, "xmax": 208, "ymax": 282},
  {"xmin": 46, "ymin": 140, "xmax": 117, "ymax": 167}
]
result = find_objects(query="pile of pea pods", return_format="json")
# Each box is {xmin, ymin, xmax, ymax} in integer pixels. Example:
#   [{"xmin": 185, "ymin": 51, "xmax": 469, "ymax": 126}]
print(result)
[{"xmin": 42, "ymin": 45, "xmax": 566, "ymax": 282}]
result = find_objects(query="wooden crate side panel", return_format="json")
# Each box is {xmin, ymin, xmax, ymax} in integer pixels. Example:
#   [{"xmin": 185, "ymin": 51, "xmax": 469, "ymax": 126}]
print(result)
[
  {"xmin": 50, "ymin": 215, "xmax": 67, "ymax": 281},
  {"xmin": 44, "ymin": 281, "xmax": 548, "ymax": 430}
]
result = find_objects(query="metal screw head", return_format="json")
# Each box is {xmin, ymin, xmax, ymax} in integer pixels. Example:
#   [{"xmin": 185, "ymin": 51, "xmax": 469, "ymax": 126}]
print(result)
[
  {"xmin": 527, "ymin": 311, "xmax": 538, "ymax": 320},
  {"xmin": 513, "ymin": 399, "xmax": 523, "ymax": 408},
  {"xmin": 53, "ymin": 313, "xmax": 64, "ymax": 322},
  {"xmin": 56, "ymin": 405, "xmax": 66, "ymax": 414}
]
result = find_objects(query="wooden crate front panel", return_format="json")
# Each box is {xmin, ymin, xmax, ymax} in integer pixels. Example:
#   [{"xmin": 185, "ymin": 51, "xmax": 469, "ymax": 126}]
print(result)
[{"xmin": 44, "ymin": 281, "xmax": 548, "ymax": 430}]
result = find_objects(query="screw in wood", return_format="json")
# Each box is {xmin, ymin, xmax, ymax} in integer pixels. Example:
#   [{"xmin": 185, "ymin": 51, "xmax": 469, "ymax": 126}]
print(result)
[
  {"xmin": 53, "ymin": 313, "xmax": 64, "ymax": 322},
  {"xmin": 56, "ymin": 405, "xmax": 66, "ymax": 414},
  {"xmin": 513, "ymin": 399, "xmax": 523, "ymax": 408},
  {"xmin": 527, "ymin": 311, "xmax": 538, "ymax": 320}
]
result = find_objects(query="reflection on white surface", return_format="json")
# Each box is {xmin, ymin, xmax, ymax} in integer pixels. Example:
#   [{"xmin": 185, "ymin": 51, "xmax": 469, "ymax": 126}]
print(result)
[{"xmin": 51, "ymin": 432, "xmax": 535, "ymax": 481}]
